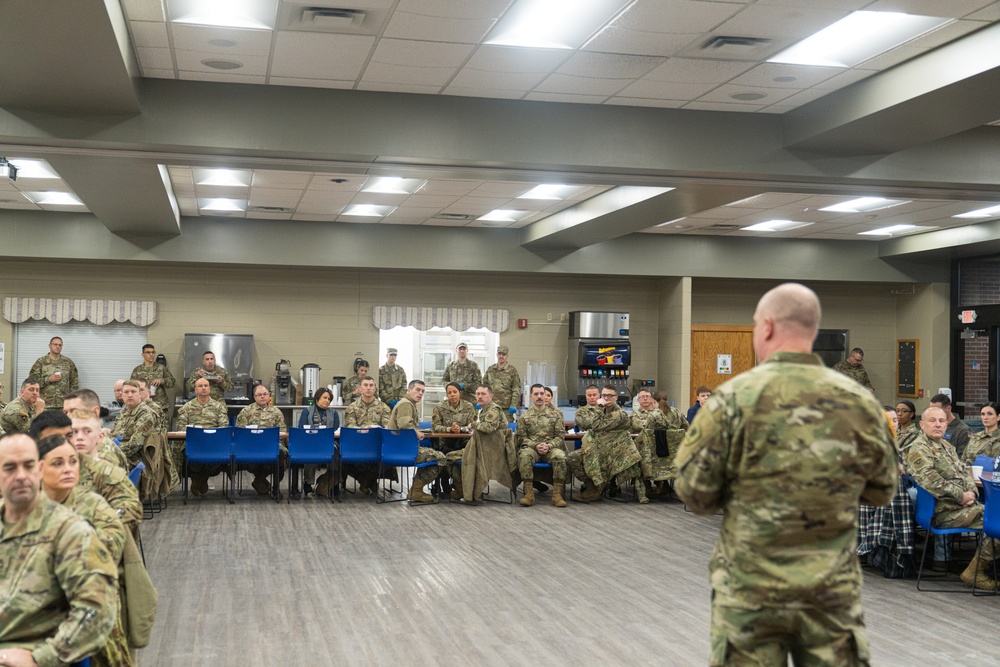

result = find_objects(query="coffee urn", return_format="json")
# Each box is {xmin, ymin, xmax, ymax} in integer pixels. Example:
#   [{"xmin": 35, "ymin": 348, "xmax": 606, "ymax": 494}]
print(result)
[
  {"xmin": 275, "ymin": 360, "xmax": 292, "ymax": 404},
  {"xmin": 301, "ymin": 363, "xmax": 321, "ymax": 404}
]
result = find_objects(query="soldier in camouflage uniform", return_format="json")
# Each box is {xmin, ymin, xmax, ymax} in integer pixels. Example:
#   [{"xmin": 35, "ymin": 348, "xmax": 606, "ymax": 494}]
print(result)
[
  {"xmin": 111, "ymin": 381, "xmax": 159, "ymax": 470},
  {"xmin": 630, "ymin": 388, "xmax": 688, "ymax": 496},
  {"xmin": 431, "ymin": 382, "xmax": 476, "ymax": 454},
  {"xmin": 516, "ymin": 384, "xmax": 567, "ymax": 507},
  {"xmin": 343, "ymin": 360, "xmax": 377, "ymax": 404},
  {"xmin": 176, "ymin": 377, "xmax": 230, "ymax": 496},
  {"xmin": 0, "ymin": 433, "xmax": 119, "ymax": 667},
  {"xmin": 894, "ymin": 400, "xmax": 920, "ymax": 458},
  {"xmin": 833, "ymin": 347, "xmax": 874, "ymax": 392},
  {"xmin": 342, "ymin": 377, "xmax": 391, "ymax": 495},
  {"xmin": 184, "ymin": 350, "xmax": 233, "ymax": 402},
  {"xmin": 0, "ymin": 377, "xmax": 44, "ymax": 435},
  {"xmin": 0, "ymin": 381, "xmax": 7, "ymax": 411},
  {"xmin": 37, "ymin": 434, "xmax": 132, "ymax": 667},
  {"xmin": 442, "ymin": 343, "xmax": 482, "ymax": 406},
  {"xmin": 63, "ymin": 391, "xmax": 131, "ymax": 472},
  {"xmin": 962, "ymin": 402, "xmax": 1000, "ymax": 465},
  {"xmin": 675, "ymin": 283, "xmax": 897, "ymax": 667},
  {"xmin": 904, "ymin": 406, "xmax": 999, "ymax": 590},
  {"xmin": 451, "ymin": 384, "xmax": 517, "ymax": 503},
  {"xmin": 378, "ymin": 348, "xmax": 407, "ymax": 406},
  {"xmin": 387, "ymin": 380, "xmax": 444, "ymax": 503},
  {"xmin": 130, "ymin": 343, "xmax": 176, "ymax": 420},
  {"xmin": 29, "ymin": 336, "xmax": 79, "ymax": 409},
  {"xmin": 235, "ymin": 385, "xmax": 288, "ymax": 497},
  {"xmin": 483, "ymin": 345, "xmax": 522, "ymax": 422}
]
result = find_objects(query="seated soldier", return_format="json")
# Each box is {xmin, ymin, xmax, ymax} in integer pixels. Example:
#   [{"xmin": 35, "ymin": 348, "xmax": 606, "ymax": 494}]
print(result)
[
  {"xmin": 451, "ymin": 385, "xmax": 516, "ymax": 504},
  {"xmin": 342, "ymin": 376, "xmax": 391, "ymax": 496},
  {"xmin": 235, "ymin": 384, "xmax": 288, "ymax": 498},
  {"xmin": 631, "ymin": 388, "xmax": 688, "ymax": 498},
  {"xmin": 516, "ymin": 384, "xmax": 567, "ymax": 508},
  {"xmin": 387, "ymin": 380, "xmax": 445, "ymax": 504},
  {"xmin": 431, "ymin": 382, "xmax": 476, "ymax": 498}
]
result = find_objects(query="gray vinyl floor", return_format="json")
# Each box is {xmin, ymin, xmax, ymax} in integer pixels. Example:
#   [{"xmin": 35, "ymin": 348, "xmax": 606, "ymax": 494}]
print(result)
[{"xmin": 138, "ymin": 478, "xmax": 1000, "ymax": 667}]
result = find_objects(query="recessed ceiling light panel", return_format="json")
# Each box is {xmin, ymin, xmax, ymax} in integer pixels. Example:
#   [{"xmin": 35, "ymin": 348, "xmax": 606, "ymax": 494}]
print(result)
[
  {"xmin": 167, "ymin": 0, "xmax": 279, "ymax": 30},
  {"xmin": 518, "ymin": 184, "xmax": 585, "ymax": 200},
  {"xmin": 25, "ymin": 191, "xmax": 84, "ymax": 206},
  {"xmin": 741, "ymin": 219, "xmax": 813, "ymax": 232},
  {"xmin": 200, "ymin": 198, "xmax": 246, "ymax": 212},
  {"xmin": 858, "ymin": 224, "xmax": 916, "ymax": 236},
  {"xmin": 343, "ymin": 204, "xmax": 395, "ymax": 217},
  {"xmin": 954, "ymin": 204, "xmax": 1000, "ymax": 219},
  {"xmin": 820, "ymin": 197, "xmax": 910, "ymax": 213},
  {"xmin": 7, "ymin": 159, "xmax": 59, "ymax": 179},
  {"xmin": 485, "ymin": 0, "xmax": 629, "ymax": 50},
  {"xmin": 194, "ymin": 168, "xmax": 252, "ymax": 187},
  {"xmin": 361, "ymin": 177, "xmax": 426, "ymax": 194},
  {"xmin": 478, "ymin": 209, "xmax": 532, "ymax": 222}
]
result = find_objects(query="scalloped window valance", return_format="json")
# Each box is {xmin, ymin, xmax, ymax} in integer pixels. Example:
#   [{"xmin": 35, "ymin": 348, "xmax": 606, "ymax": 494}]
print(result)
[
  {"xmin": 2, "ymin": 297, "xmax": 158, "ymax": 326},
  {"xmin": 373, "ymin": 306, "xmax": 509, "ymax": 333}
]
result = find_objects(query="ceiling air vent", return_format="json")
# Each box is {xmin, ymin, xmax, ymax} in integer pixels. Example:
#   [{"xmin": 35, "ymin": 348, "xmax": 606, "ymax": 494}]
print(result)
[
  {"xmin": 301, "ymin": 7, "xmax": 366, "ymax": 29},
  {"xmin": 711, "ymin": 224, "xmax": 740, "ymax": 231},
  {"xmin": 277, "ymin": 3, "xmax": 388, "ymax": 35},
  {"xmin": 682, "ymin": 35, "xmax": 778, "ymax": 61},
  {"xmin": 435, "ymin": 213, "xmax": 473, "ymax": 221},
  {"xmin": 249, "ymin": 205, "xmax": 294, "ymax": 213}
]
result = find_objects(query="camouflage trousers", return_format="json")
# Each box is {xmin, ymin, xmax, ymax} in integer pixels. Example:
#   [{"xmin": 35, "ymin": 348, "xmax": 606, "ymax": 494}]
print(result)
[
  {"xmin": 518, "ymin": 446, "xmax": 566, "ymax": 480},
  {"xmin": 936, "ymin": 504, "xmax": 998, "ymax": 560},
  {"xmin": 414, "ymin": 446, "xmax": 445, "ymax": 485},
  {"xmin": 710, "ymin": 600, "xmax": 870, "ymax": 667},
  {"xmin": 91, "ymin": 585, "xmax": 131, "ymax": 667}
]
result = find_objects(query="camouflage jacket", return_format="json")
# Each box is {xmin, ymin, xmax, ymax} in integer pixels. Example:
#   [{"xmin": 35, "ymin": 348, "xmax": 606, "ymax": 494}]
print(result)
[
  {"xmin": 628, "ymin": 406, "xmax": 671, "ymax": 433},
  {"xmin": 442, "ymin": 359, "xmax": 482, "ymax": 403},
  {"xmin": 896, "ymin": 422, "xmax": 921, "ymax": 460},
  {"xmin": 573, "ymin": 404, "xmax": 601, "ymax": 432},
  {"xmin": 0, "ymin": 496, "xmax": 118, "ymax": 667},
  {"xmin": 431, "ymin": 399, "xmax": 476, "ymax": 432},
  {"xmin": 343, "ymin": 375, "xmax": 377, "ymax": 403},
  {"xmin": 378, "ymin": 364, "xmax": 407, "ymax": 404},
  {"xmin": 236, "ymin": 404, "xmax": 287, "ymax": 432},
  {"xmin": 143, "ymin": 399, "xmax": 165, "ymax": 431},
  {"xmin": 903, "ymin": 431, "xmax": 976, "ymax": 512},
  {"xmin": 345, "ymin": 398, "xmax": 391, "ymax": 428},
  {"xmin": 963, "ymin": 428, "xmax": 1000, "ymax": 465},
  {"xmin": 579, "ymin": 404, "xmax": 641, "ymax": 485},
  {"xmin": 832, "ymin": 359, "xmax": 873, "ymax": 391},
  {"xmin": 63, "ymin": 487, "xmax": 127, "ymax": 566},
  {"xmin": 675, "ymin": 351, "xmax": 897, "ymax": 609},
  {"xmin": 78, "ymin": 453, "xmax": 143, "ymax": 534},
  {"xmin": 130, "ymin": 362, "xmax": 176, "ymax": 413},
  {"xmin": 0, "ymin": 397, "xmax": 38, "ymax": 435},
  {"xmin": 98, "ymin": 435, "xmax": 130, "ymax": 471},
  {"xmin": 110, "ymin": 403, "xmax": 159, "ymax": 462},
  {"xmin": 387, "ymin": 396, "xmax": 421, "ymax": 435},
  {"xmin": 176, "ymin": 397, "xmax": 229, "ymax": 429},
  {"xmin": 483, "ymin": 363, "xmax": 522, "ymax": 410},
  {"xmin": 516, "ymin": 406, "xmax": 565, "ymax": 452},
  {"xmin": 472, "ymin": 401, "xmax": 506, "ymax": 435},
  {"xmin": 184, "ymin": 365, "xmax": 233, "ymax": 401},
  {"xmin": 29, "ymin": 355, "xmax": 79, "ymax": 408}
]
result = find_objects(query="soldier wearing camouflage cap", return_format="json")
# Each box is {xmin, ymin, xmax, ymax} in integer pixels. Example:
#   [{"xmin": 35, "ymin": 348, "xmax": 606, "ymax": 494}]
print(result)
[
  {"xmin": 378, "ymin": 348, "xmax": 407, "ymax": 406},
  {"xmin": 483, "ymin": 345, "xmax": 522, "ymax": 423},
  {"xmin": 675, "ymin": 283, "xmax": 897, "ymax": 666},
  {"xmin": 442, "ymin": 343, "xmax": 481, "ymax": 406}
]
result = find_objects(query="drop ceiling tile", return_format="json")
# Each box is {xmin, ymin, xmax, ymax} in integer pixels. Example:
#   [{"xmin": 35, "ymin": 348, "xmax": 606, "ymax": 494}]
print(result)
[
  {"xmin": 122, "ymin": 0, "xmax": 166, "ymax": 22},
  {"xmin": 755, "ymin": 0, "xmax": 868, "ymax": 8},
  {"xmin": 382, "ymin": 217, "xmax": 426, "ymax": 225},
  {"xmin": 525, "ymin": 91, "xmax": 610, "ymax": 104},
  {"xmin": 251, "ymin": 171, "xmax": 312, "ymax": 189},
  {"xmin": 271, "ymin": 32, "xmax": 376, "ymax": 80},
  {"xmin": 306, "ymin": 176, "xmax": 365, "ymax": 191},
  {"xmin": 967, "ymin": 3, "xmax": 1000, "ymax": 20},
  {"xmin": 369, "ymin": 38, "xmax": 474, "ymax": 67},
  {"xmin": 813, "ymin": 68, "xmax": 874, "ymax": 90},
  {"xmin": 141, "ymin": 68, "xmax": 176, "ymax": 79},
  {"xmin": 137, "ymin": 46, "xmax": 175, "ymax": 71},
  {"xmin": 350, "ymin": 192, "xmax": 410, "ymax": 206},
  {"xmin": 394, "ymin": 0, "xmax": 512, "ymax": 18},
  {"xmin": 268, "ymin": 77, "xmax": 356, "ymax": 89},
  {"xmin": 644, "ymin": 57, "xmax": 755, "ymax": 83},
  {"xmin": 473, "ymin": 182, "xmax": 534, "ymax": 197},
  {"xmin": 463, "ymin": 45, "xmax": 573, "ymax": 74},
  {"xmin": 713, "ymin": 5, "xmax": 849, "ymax": 39},
  {"xmin": 604, "ymin": 96, "xmax": 687, "ymax": 108},
  {"xmin": 443, "ymin": 87, "xmax": 526, "ymax": 100},
  {"xmin": 728, "ymin": 62, "xmax": 839, "ymax": 89},
  {"xmin": 130, "ymin": 21, "xmax": 170, "ymax": 48},
  {"xmin": 447, "ymin": 196, "xmax": 512, "ymax": 212},
  {"xmin": 611, "ymin": 0, "xmax": 745, "ymax": 34},
  {"xmin": 337, "ymin": 215, "xmax": 384, "ymax": 224},
  {"xmin": 616, "ymin": 79, "xmax": 719, "ymax": 100},
  {"xmin": 180, "ymin": 71, "xmax": 267, "ymax": 84},
  {"xmin": 292, "ymin": 213, "xmax": 337, "ymax": 221},
  {"xmin": 357, "ymin": 81, "xmax": 445, "ymax": 94},
  {"xmin": 865, "ymin": 0, "xmax": 996, "ymax": 19},
  {"xmin": 383, "ymin": 10, "xmax": 498, "ymax": 43},
  {"xmin": 170, "ymin": 24, "xmax": 273, "ymax": 55},
  {"xmin": 175, "ymin": 50, "xmax": 269, "ymax": 76},
  {"xmin": 685, "ymin": 99, "xmax": 768, "ymax": 112},
  {"xmin": 555, "ymin": 52, "xmax": 665, "ymax": 79},
  {"xmin": 389, "ymin": 206, "xmax": 445, "ymax": 218},
  {"xmin": 246, "ymin": 211, "xmax": 293, "ymax": 220},
  {"xmin": 532, "ymin": 74, "xmax": 630, "ymax": 96},
  {"xmin": 906, "ymin": 19, "xmax": 991, "ymax": 48},
  {"xmin": 583, "ymin": 29, "xmax": 700, "ymax": 58},
  {"xmin": 697, "ymin": 83, "xmax": 798, "ymax": 105},
  {"xmin": 399, "ymin": 194, "xmax": 462, "ymax": 208},
  {"xmin": 855, "ymin": 45, "xmax": 928, "ymax": 71},
  {"xmin": 248, "ymin": 190, "xmax": 302, "ymax": 207},
  {"xmin": 418, "ymin": 180, "xmax": 482, "ymax": 196},
  {"xmin": 296, "ymin": 201, "xmax": 344, "ymax": 215},
  {"xmin": 422, "ymin": 218, "xmax": 470, "ymax": 227},
  {"xmin": 360, "ymin": 63, "xmax": 456, "ymax": 87},
  {"xmin": 194, "ymin": 184, "xmax": 250, "ymax": 198}
]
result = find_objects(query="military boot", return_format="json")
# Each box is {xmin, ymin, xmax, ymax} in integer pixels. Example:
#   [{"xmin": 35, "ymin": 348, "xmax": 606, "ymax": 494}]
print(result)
[
  {"xmin": 573, "ymin": 482, "xmax": 605, "ymax": 503},
  {"xmin": 519, "ymin": 482, "xmax": 535, "ymax": 507},
  {"xmin": 551, "ymin": 478, "xmax": 567, "ymax": 507},
  {"xmin": 961, "ymin": 550, "xmax": 999, "ymax": 591},
  {"xmin": 635, "ymin": 479, "xmax": 649, "ymax": 504},
  {"xmin": 408, "ymin": 478, "xmax": 435, "ymax": 504}
]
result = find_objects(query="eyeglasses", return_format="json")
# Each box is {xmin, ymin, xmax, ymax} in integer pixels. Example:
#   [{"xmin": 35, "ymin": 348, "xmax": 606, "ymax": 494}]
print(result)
[{"xmin": 601, "ymin": 394, "xmax": 617, "ymax": 400}]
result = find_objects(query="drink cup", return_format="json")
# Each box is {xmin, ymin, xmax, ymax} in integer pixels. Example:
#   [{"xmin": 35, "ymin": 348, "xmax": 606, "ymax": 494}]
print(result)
[{"xmin": 972, "ymin": 465, "xmax": 984, "ymax": 479}]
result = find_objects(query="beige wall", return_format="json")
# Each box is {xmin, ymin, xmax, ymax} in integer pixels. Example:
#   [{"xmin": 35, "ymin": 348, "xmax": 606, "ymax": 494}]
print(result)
[
  {"xmin": 657, "ymin": 277, "xmax": 691, "ymax": 409},
  {"xmin": 895, "ymin": 282, "xmax": 952, "ymax": 415}
]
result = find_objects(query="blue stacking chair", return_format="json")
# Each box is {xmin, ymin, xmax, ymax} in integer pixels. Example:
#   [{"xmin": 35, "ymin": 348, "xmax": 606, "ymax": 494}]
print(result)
[
  {"xmin": 233, "ymin": 427, "xmax": 282, "ymax": 502},
  {"xmin": 183, "ymin": 426, "xmax": 234, "ymax": 504},
  {"xmin": 974, "ymin": 455, "xmax": 995, "ymax": 473},
  {"xmin": 127, "ymin": 462, "xmax": 147, "ymax": 564},
  {"xmin": 338, "ymin": 427, "xmax": 383, "ymax": 498},
  {"xmin": 914, "ymin": 484, "xmax": 982, "ymax": 592},
  {"xmin": 378, "ymin": 429, "xmax": 439, "ymax": 505},
  {"xmin": 973, "ymin": 478, "xmax": 1000, "ymax": 596},
  {"xmin": 286, "ymin": 427, "xmax": 337, "ymax": 503}
]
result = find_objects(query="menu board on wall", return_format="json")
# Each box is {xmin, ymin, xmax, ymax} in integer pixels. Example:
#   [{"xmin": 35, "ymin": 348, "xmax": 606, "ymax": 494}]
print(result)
[{"xmin": 897, "ymin": 339, "xmax": 919, "ymax": 398}]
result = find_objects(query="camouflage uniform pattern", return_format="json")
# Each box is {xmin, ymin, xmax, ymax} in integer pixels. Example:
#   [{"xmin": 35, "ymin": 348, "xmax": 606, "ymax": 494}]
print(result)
[
  {"xmin": 0, "ymin": 496, "xmax": 118, "ymax": 667},
  {"xmin": 110, "ymin": 403, "xmax": 159, "ymax": 468},
  {"xmin": 629, "ymin": 405, "xmax": 686, "ymax": 480},
  {"xmin": 832, "ymin": 359, "xmax": 873, "ymax": 391},
  {"xmin": 896, "ymin": 422, "xmax": 921, "ymax": 459},
  {"xmin": 62, "ymin": 487, "xmax": 131, "ymax": 667},
  {"xmin": 388, "ymin": 397, "xmax": 444, "ymax": 485},
  {"xmin": 483, "ymin": 363, "xmax": 522, "ymax": 420},
  {"xmin": 454, "ymin": 401, "xmax": 516, "ymax": 500},
  {"xmin": 344, "ymin": 398, "xmax": 391, "ymax": 428},
  {"xmin": 0, "ymin": 397, "xmax": 39, "ymax": 435},
  {"xmin": 342, "ymin": 374, "xmax": 377, "ymax": 404},
  {"xmin": 235, "ymin": 403, "xmax": 288, "ymax": 486},
  {"xmin": 130, "ymin": 362, "xmax": 176, "ymax": 415},
  {"xmin": 98, "ymin": 435, "xmax": 130, "ymax": 471},
  {"xmin": 78, "ymin": 453, "xmax": 143, "ymax": 537},
  {"xmin": 674, "ymin": 351, "xmax": 897, "ymax": 613},
  {"xmin": 29, "ymin": 354, "xmax": 79, "ymax": 408},
  {"xmin": 184, "ymin": 365, "xmax": 234, "ymax": 402},
  {"xmin": 430, "ymin": 398, "xmax": 476, "ymax": 454},
  {"xmin": 175, "ymin": 397, "xmax": 230, "ymax": 480},
  {"xmin": 442, "ymin": 358, "xmax": 482, "ymax": 405},
  {"xmin": 516, "ymin": 405, "xmax": 566, "ymax": 480},
  {"xmin": 573, "ymin": 404, "xmax": 601, "ymax": 432},
  {"xmin": 378, "ymin": 363, "xmax": 407, "ymax": 405},
  {"xmin": 962, "ymin": 428, "xmax": 1000, "ymax": 465},
  {"xmin": 566, "ymin": 404, "xmax": 642, "ymax": 490}
]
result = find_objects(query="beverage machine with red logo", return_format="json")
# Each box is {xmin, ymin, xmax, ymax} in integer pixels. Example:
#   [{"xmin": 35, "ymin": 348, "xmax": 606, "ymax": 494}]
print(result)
[{"xmin": 567, "ymin": 311, "xmax": 631, "ymax": 406}]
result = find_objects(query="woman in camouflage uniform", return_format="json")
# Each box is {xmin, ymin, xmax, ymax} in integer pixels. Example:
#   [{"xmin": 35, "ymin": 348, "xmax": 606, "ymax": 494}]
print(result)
[{"xmin": 963, "ymin": 401, "xmax": 1000, "ymax": 465}]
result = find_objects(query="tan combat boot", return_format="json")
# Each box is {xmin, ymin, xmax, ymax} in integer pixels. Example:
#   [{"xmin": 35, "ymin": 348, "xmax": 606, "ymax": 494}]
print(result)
[
  {"xmin": 551, "ymin": 478, "xmax": 567, "ymax": 507},
  {"xmin": 408, "ymin": 478, "xmax": 435, "ymax": 504},
  {"xmin": 960, "ymin": 550, "xmax": 999, "ymax": 591},
  {"xmin": 519, "ymin": 482, "xmax": 535, "ymax": 507}
]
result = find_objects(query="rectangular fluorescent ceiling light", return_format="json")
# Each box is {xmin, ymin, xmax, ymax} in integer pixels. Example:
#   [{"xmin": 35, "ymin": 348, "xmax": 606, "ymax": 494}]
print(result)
[
  {"xmin": 769, "ymin": 11, "xmax": 952, "ymax": 68},
  {"xmin": 741, "ymin": 219, "xmax": 813, "ymax": 232},
  {"xmin": 343, "ymin": 204, "xmax": 395, "ymax": 217},
  {"xmin": 656, "ymin": 217, "xmax": 685, "ymax": 228},
  {"xmin": 194, "ymin": 168, "xmax": 252, "ymax": 187},
  {"xmin": 518, "ymin": 184, "xmax": 583, "ymax": 200},
  {"xmin": 478, "ymin": 209, "xmax": 532, "ymax": 222},
  {"xmin": 954, "ymin": 204, "xmax": 1000, "ymax": 219},
  {"xmin": 167, "ymin": 0, "xmax": 278, "ymax": 29},
  {"xmin": 361, "ymin": 177, "xmax": 426, "ymax": 195},
  {"xmin": 7, "ymin": 159, "xmax": 59, "ymax": 179},
  {"xmin": 25, "ymin": 192, "xmax": 84, "ymax": 206},
  {"xmin": 485, "ymin": 0, "xmax": 629, "ymax": 49},
  {"xmin": 820, "ymin": 197, "xmax": 910, "ymax": 213},
  {"xmin": 200, "ymin": 198, "xmax": 246, "ymax": 212},
  {"xmin": 859, "ymin": 224, "xmax": 915, "ymax": 236}
]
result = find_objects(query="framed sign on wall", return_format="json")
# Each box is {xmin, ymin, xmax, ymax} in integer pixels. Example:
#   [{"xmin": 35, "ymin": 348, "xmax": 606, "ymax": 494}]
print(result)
[{"xmin": 897, "ymin": 339, "xmax": 919, "ymax": 398}]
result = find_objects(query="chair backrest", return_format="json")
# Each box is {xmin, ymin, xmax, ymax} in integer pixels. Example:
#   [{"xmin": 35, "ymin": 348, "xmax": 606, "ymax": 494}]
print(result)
[
  {"xmin": 509, "ymin": 421, "xmax": 517, "ymax": 432},
  {"xmin": 974, "ymin": 455, "xmax": 995, "ymax": 473},
  {"xmin": 418, "ymin": 420, "xmax": 431, "ymax": 430},
  {"xmin": 339, "ymin": 427, "xmax": 382, "ymax": 464},
  {"xmin": 128, "ymin": 461, "xmax": 145, "ymax": 488},
  {"xmin": 233, "ymin": 427, "xmax": 280, "ymax": 463},
  {"xmin": 913, "ymin": 485, "xmax": 936, "ymax": 531},
  {"xmin": 380, "ymin": 429, "xmax": 420, "ymax": 467},
  {"xmin": 286, "ymin": 427, "xmax": 335, "ymax": 463},
  {"xmin": 184, "ymin": 426, "xmax": 234, "ymax": 463},
  {"xmin": 981, "ymin": 479, "xmax": 1000, "ymax": 540}
]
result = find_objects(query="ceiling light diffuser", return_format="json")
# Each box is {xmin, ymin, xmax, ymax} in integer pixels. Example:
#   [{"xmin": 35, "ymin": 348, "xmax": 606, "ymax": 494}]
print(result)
[
  {"xmin": 741, "ymin": 219, "xmax": 813, "ymax": 232},
  {"xmin": 200, "ymin": 198, "xmax": 246, "ymax": 212},
  {"xmin": 361, "ymin": 177, "xmax": 426, "ymax": 195},
  {"xmin": 25, "ymin": 192, "xmax": 84, "ymax": 206},
  {"xmin": 519, "ymin": 184, "xmax": 581, "ymax": 200},
  {"xmin": 195, "ymin": 168, "xmax": 252, "ymax": 187},
  {"xmin": 769, "ymin": 11, "xmax": 952, "ymax": 68},
  {"xmin": 478, "ymin": 209, "xmax": 532, "ymax": 222},
  {"xmin": 954, "ymin": 204, "xmax": 1000, "ymax": 219},
  {"xmin": 485, "ymin": 0, "xmax": 629, "ymax": 49},
  {"xmin": 167, "ymin": 0, "xmax": 278, "ymax": 30},
  {"xmin": 858, "ymin": 224, "xmax": 915, "ymax": 236},
  {"xmin": 656, "ymin": 217, "xmax": 685, "ymax": 228},
  {"xmin": 820, "ymin": 197, "xmax": 910, "ymax": 213},
  {"xmin": 7, "ymin": 159, "xmax": 59, "ymax": 179},
  {"xmin": 343, "ymin": 204, "xmax": 395, "ymax": 217}
]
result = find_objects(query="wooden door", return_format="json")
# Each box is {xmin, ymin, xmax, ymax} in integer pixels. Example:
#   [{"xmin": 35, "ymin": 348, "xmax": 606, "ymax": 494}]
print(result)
[{"xmin": 690, "ymin": 325, "xmax": 756, "ymax": 404}]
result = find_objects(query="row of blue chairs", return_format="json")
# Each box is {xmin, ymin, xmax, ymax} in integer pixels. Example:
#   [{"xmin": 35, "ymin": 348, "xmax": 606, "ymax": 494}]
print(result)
[{"xmin": 182, "ymin": 426, "xmax": 283, "ymax": 504}]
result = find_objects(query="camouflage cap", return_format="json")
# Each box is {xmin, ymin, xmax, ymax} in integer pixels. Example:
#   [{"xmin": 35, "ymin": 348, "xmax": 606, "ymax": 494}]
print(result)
[
  {"xmin": 387, "ymin": 348, "xmax": 398, "ymax": 355},
  {"xmin": 457, "ymin": 343, "xmax": 468, "ymax": 349},
  {"xmin": 497, "ymin": 346, "xmax": 509, "ymax": 354}
]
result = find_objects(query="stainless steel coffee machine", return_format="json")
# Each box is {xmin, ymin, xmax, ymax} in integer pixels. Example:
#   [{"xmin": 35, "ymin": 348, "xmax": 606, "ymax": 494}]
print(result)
[
  {"xmin": 275, "ymin": 359, "xmax": 292, "ymax": 404},
  {"xmin": 300, "ymin": 363, "xmax": 321, "ymax": 405}
]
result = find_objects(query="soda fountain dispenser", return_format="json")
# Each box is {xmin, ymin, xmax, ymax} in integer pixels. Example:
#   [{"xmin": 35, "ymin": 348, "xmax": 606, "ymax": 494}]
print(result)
[{"xmin": 567, "ymin": 311, "xmax": 631, "ymax": 405}]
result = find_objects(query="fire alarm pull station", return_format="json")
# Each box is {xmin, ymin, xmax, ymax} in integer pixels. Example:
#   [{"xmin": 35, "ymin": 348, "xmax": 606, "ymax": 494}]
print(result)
[{"xmin": 517, "ymin": 318, "xmax": 528, "ymax": 329}]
